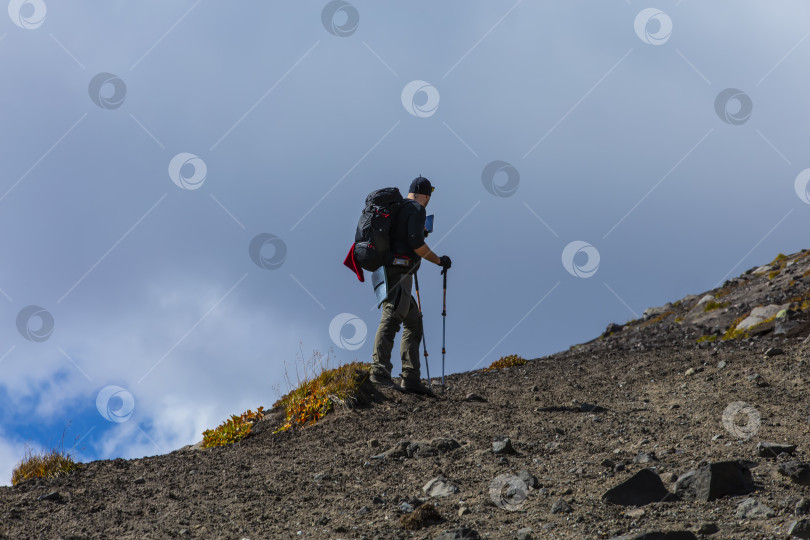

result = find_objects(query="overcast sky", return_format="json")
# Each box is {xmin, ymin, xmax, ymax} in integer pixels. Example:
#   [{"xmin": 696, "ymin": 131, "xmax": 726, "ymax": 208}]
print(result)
[{"xmin": 2, "ymin": 1, "xmax": 810, "ymax": 484}]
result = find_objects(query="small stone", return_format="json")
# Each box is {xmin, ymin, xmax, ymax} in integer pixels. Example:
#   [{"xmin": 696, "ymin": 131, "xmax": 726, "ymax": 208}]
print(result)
[
  {"xmin": 735, "ymin": 498, "xmax": 775, "ymax": 519},
  {"xmin": 764, "ymin": 347, "xmax": 784, "ymax": 357},
  {"xmin": 625, "ymin": 508, "xmax": 645, "ymax": 518},
  {"xmin": 37, "ymin": 491, "xmax": 60, "ymax": 502},
  {"xmin": 516, "ymin": 527, "xmax": 533, "ymax": 540},
  {"xmin": 371, "ymin": 496, "xmax": 385, "ymax": 505},
  {"xmin": 550, "ymin": 498, "xmax": 572, "ymax": 514},
  {"xmin": 458, "ymin": 506, "xmax": 470, "ymax": 516},
  {"xmin": 530, "ymin": 384, "xmax": 539, "ymax": 392},
  {"xmin": 796, "ymin": 498, "xmax": 810, "ymax": 516},
  {"xmin": 747, "ymin": 373, "xmax": 769, "ymax": 387},
  {"xmin": 601, "ymin": 458, "xmax": 617, "ymax": 468},
  {"xmin": 633, "ymin": 452, "xmax": 657, "ymax": 464},
  {"xmin": 358, "ymin": 506, "xmax": 370, "ymax": 515},
  {"xmin": 757, "ymin": 441, "xmax": 798, "ymax": 458},
  {"xmin": 492, "ymin": 437, "xmax": 514, "ymax": 455},
  {"xmin": 423, "ymin": 476, "xmax": 460, "ymax": 498},
  {"xmin": 602, "ymin": 469, "xmax": 673, "ymax": 507},
  {"xmin": 134, "ymin": 477, "xmax": 146, "ymax": 484},
  {"xmin": 717, "ymin": 360, "xmax": 727, "ymax": 369},
  {"xmin": 517, "ymin": 469, "xmax": 539, "ymax": 489},
  {"xmin": 675, "ymin": 461, "xmax": 755, "ymax": 502},
  {"xmin": 662, "ymin": 472, "xmax": 678, "ymax": 483},
  {"xmin": 367, "ymin": 439, "xmax": 380, "ymax": 448},
  {"xmin": 603, "ymin": 322, "xmax": 625, "ymax": 337},
  {"xmin": 711, "ymin": 434, "xmax": 723, "ymax": 441},
  {"xmin": 399, "ymin": 501, "xmax": 414, "ymax": 513},
  {"xmin": 789, "ymin": 518, "xmax": 810, "ymax": 539},
  {"xmin": 778, "ymin": 461, "xmax": 810, "ymax": 486},
  {"xmin": 464, "ymin": 393, "xmax": 487, "ymax": 402}
]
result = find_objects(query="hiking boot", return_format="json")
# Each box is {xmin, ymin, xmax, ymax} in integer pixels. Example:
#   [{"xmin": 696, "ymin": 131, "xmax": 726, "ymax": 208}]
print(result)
[
  {"xmin": 369, "ymin": 372, "xmax": 396, "ymax": 388},
  {"xmin": 400, "ymin": 378, "xmax": 435, "ymax": 396}
]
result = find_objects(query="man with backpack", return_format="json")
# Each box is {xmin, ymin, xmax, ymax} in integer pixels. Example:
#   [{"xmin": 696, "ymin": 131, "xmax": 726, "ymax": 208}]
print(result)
[{"xmin": 368, "ymin": 176, "xmax": 451, "ymax": 395}]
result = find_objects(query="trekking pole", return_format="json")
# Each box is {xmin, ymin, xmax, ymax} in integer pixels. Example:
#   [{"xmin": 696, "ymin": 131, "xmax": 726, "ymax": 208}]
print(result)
[
  {"xmin": 441, "ymin": 268, "xmax": 447, "ymax": 392},
  {"xmin": 413, "ymin": 271, "xmax": 431, "ymax": 390}
]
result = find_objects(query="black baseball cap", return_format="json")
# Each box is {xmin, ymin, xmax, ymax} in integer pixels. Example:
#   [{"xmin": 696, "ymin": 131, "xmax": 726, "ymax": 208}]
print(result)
[{"xmin": 409, "ymin": 176, "xmax": 434, "ymax": 196}]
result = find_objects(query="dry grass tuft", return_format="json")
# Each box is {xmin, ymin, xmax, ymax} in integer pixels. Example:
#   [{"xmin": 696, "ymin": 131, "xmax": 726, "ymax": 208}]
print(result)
[
  {"xmin": 272, "ymin": 348, "xmax": 371, "ymax": 433},
  {"xmin": 11, "ymin": 446, "xmax": 78, "ymax": 486}
]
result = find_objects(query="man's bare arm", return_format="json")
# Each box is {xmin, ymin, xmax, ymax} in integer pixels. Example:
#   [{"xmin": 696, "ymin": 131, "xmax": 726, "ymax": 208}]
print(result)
[{"xmin": 414, "ymin": 244, "xmax": 441, "ymax": 265}]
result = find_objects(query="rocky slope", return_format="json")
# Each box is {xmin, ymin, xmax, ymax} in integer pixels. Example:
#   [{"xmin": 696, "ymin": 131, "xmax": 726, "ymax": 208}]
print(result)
[{"xmin": 3, "ymin": 250, "xmax": 810, "ymax": 539}]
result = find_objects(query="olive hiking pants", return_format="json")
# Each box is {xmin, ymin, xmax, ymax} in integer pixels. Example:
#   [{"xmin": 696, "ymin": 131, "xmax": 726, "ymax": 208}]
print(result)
[{"xmin": 371, "ymin": 267, "xmax": 422, "ymax": 381}]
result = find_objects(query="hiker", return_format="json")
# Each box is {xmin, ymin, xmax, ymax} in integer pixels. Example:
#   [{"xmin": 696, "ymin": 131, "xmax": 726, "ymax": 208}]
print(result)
[{"xmin": 369, "ymin": 176, "xmax": 451, "ymax": 395}]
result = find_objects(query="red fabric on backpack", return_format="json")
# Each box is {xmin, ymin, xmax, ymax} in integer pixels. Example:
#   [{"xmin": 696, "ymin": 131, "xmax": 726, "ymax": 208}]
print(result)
[{"xmin": 343, "ymin": 244, "xmax": 365, "ymax": 282}]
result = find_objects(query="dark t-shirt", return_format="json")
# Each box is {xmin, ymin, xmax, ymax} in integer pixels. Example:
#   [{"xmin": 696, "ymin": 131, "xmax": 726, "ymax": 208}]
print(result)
[{"xmin": 389, "ymin": 199, "xmax": 426, "ymax": 265}]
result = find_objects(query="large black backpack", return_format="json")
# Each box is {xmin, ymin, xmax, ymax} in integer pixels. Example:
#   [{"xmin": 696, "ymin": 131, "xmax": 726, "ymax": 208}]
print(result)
[{"xmin": 353, "ymin": 187, "xmax": 404, "ymax": 271}]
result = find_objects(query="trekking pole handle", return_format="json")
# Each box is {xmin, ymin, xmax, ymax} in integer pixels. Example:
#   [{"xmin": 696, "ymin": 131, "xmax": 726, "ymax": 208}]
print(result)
[{"xmin": 442, "ymin": 268, "xmax": 447, "ymax": 315}]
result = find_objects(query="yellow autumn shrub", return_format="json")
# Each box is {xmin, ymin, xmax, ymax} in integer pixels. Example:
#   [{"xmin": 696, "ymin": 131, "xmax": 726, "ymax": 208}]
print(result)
[
  {"xmin": 484, "ymin": 354, "xmax": 527, "ymax": 371},
  {"xmin": 11, "ymin": 447, "xmax": 78, "ymax": 486},
  {"xmin": 202, "ymin": 407, "xmax": 265, "ymax": 448}
]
